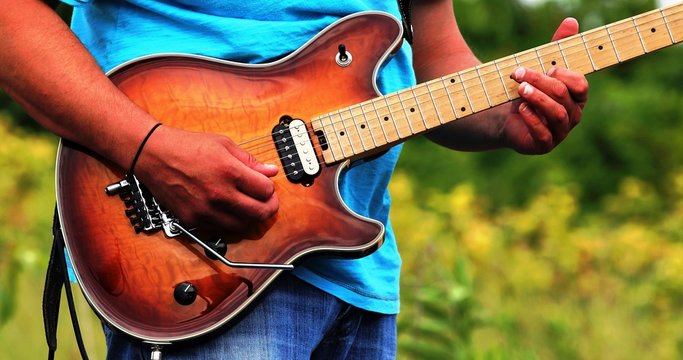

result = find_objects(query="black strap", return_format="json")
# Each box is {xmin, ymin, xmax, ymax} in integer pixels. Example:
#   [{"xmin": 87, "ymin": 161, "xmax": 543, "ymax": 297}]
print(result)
[
  {"xmin": 43, "ymin": 207, "xmax": 90, "ymax": 360},
  {"xmin": 43, "ymin": 209, "xmax": 63, "ymax": 360},
  {"xmin": 397, "ymin": 0, "xmax": 413, "ymax": 44}
]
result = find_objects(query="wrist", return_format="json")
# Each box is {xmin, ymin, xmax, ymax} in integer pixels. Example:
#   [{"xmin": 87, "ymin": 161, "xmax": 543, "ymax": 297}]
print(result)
[{"xmin": 129, "ymin": 123, "xmax": 162, "ymax": 174}]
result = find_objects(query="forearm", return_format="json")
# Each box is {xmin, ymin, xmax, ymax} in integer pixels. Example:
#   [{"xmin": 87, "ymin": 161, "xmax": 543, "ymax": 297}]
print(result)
[
  {"xmin": 411, "ymin": 0, "xmax": 510, "ymax": 151},
  {"xmin": 0, "ymin": 0, "xmax": 158, "ymax": 169}
]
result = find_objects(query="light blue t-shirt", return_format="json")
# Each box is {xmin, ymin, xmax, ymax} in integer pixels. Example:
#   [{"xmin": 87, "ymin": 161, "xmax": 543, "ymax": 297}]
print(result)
[{"xmin": 62, "ymin": 0, "xmax": 416, "ymax": 314}]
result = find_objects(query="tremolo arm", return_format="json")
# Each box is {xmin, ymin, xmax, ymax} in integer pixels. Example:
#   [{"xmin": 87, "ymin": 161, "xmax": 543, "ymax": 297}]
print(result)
[{"xmin": 104, "ymin": 174, "xmax": 293, "ymax": 270}]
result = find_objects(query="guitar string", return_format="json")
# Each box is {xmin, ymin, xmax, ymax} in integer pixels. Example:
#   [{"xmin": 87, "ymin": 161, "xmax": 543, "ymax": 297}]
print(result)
[
  {"xmin": 239, "ymin": 10, "xmax": 683, "ymax": 163},
  {"xmin": 249, "ymin": 15, "xmax": 683, "ymax": 179},
  {"xmin": 220, "ymin": 10, "xmax": 683, "ymax": 176},
  {"xmin": 237, "ymin": 9, "xmax": 683, "ymax": 158}
]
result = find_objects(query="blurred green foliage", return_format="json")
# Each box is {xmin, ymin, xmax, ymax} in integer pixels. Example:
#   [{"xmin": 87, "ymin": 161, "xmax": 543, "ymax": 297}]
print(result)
[
  {"xmin": 392, "ymin": 172, "xmax": 683, "ymax": 359},
  {"xmin": 0, "ymin": 118, "xmax": 55, "ymax": 325},
  {"xmin": 1, "ymin": 0, "xmax": 683, "ymax": 358}
]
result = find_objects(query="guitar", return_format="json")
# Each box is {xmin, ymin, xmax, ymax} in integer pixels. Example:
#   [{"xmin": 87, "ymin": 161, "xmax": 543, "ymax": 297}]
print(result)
[{"xmin": 57, "ymin": 7, "xmax": 683, "ymax": 344}]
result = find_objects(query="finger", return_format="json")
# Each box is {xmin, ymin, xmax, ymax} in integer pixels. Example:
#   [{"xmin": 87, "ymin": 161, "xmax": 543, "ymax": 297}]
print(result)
[
  {"xmin": 179, "ymin": 178, "xmax": 279, "ymax": 233},
  {"xmin": 552, "ymin": 17, "xmax": 579, "ymax": 41},
  {"xmin": 518, "ymin": 102, "xmax": 554, "ymax": 152},
  {"xmin": 513, "ymin": 67, "xmax": 580, "ymax": 130},
  {"xmin": 232, "ymin": 165, "xmax": 277, "ymax": 202},
  {"xmin": 518, "ymin": 81, "xmax": 572, "ymax": 137},
  {"xmin": 231, "ymin": 148, "xmax": 280, "ymax": 177},
  {"xmin": 548, "ymin": 67, "xmax": 589, "ymax": 106},
  {"xmin": 221, "ymin": 140, "xmax": 278, "ymax": 201}
]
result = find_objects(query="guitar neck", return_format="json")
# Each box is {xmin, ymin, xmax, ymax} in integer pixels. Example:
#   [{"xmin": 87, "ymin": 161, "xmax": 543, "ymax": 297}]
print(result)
[{"xmin": 314, "ymin": 3, "xmax": 683, "ymax": 164}]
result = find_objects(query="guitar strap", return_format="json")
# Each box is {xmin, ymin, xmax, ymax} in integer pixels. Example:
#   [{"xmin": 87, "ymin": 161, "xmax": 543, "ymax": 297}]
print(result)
[
  {"xmin": 43, "ymin": 207, "xmax": 89, "ymax": 360},
  {"xmin": 397, "ymin": 0, "xmax": 414, "ymax": 44}
]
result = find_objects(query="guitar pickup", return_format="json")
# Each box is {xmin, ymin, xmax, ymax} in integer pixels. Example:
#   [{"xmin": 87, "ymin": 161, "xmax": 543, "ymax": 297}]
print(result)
[{"xmin": 272, "ymin": 118, "xmax": 320, "ymax": 185}]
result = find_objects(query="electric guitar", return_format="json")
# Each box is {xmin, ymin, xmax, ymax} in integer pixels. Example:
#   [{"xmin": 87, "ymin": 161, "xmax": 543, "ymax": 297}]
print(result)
[{"xmin": 56, "ymin": 6, "xmax": 683, "ymax": 344}]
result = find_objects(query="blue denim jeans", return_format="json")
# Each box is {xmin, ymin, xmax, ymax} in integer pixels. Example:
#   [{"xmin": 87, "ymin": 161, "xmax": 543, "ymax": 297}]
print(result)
[{"xmin": 103, "ymin": 274, "xmax": 397, "ymax": 359}]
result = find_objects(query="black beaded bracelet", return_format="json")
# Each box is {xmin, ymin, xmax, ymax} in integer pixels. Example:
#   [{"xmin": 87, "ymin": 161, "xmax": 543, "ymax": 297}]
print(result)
[{"xmin": 128, "ymin": 123, "xmax": 162, "ymax": 174}]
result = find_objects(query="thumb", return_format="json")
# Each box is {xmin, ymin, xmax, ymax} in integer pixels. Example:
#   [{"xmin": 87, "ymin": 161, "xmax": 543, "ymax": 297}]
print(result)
[{"xmin": 552, "ymin": 17, "xmax": 580, "ymax": 41}]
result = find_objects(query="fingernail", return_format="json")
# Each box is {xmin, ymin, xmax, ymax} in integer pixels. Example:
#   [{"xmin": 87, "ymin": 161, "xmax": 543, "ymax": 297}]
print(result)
[
  {"xmin": 519, "ymin": 102, "xmax": 530, "ymax": 113},
  {"xmin": 547, "ymin": 67, "xmax": 557, "ymax": 76},
  {"xmin": 521, "ymin": 82, "xmax": 533, "ymax": 96},
  {"xmin": 264, "ymin": 163, "xmax": 279, "ymax": 171},
  {"xmin": 514, "ymin": 67, "xmax": 526, "ymax": 80}
]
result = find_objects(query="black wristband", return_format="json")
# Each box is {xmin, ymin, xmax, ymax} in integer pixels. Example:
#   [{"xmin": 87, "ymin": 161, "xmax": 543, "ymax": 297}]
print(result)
[{"xmin": 129, "ymin": 123, "xmax": 162, "ymax": 175}]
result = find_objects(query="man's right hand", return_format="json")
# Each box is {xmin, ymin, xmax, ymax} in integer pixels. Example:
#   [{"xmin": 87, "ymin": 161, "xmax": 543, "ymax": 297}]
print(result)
[
  {"xmin": 1, "ymin": 1, "xmax": 280, "ymax": 235},
  {"xmin": 133, "ymin": 125, "xmax": 280, "ymax": 234}
]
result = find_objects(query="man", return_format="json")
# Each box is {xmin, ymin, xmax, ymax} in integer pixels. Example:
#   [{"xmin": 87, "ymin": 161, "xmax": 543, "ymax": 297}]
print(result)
[{"xmin": 0, "ymin": 0, "xmax": 587, "ymax": 358}]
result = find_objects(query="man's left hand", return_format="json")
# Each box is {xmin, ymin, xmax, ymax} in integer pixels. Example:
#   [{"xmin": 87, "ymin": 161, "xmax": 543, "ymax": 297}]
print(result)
[{"xmin": 503, "ymin": 18, "xmax": 589, "ymax": 154}]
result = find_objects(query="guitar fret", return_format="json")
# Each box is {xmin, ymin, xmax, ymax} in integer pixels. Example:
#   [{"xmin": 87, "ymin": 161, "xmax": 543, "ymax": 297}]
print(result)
[
  {"xmin": 331, "ymin": 113, "xmax": 352, "ymax": 158},
  {"xmin": 537, "ymin": 43, "xmax": 564, "ymax": 73},
  {"xmin": 340, "ymin": 109, "xmax": 362, "ymax": 154},
  {"xmin": 534, "ymin": 48, "xmax": 547, "ymax": 73},
  {"xmin": 632, "ymin": 17, "xmax": 649, "ymax": 52},
  {"xmin": 337, "ymin": 110, "xmax": 357, "ymax": 154},
  {"xmin": 475, "ymin": 66, "xmax": 494, "ymax": 107},
  {"xmin": 579, "ymin": 34, "xmax": 598, "ymax": 71},
  {"xmin": 557, "ymin": 40, "xmax": 571, "ymax": 68},
  {"xmin": 418, "ymin": 83, "xmax": 443, "ymax": 128},
  {"xmin": 370, "ymin": 99, "xmax": 394, "ymax": 144},
  {"xmin": 352, "ymin": 108, "xmax": 369, "ymax": 151},
  {"xmin": 497, "ymin": 55, "xmax": 520, "ymax": 99},
  {"xmin": 662, "ymin": 6, "xmax": 683, "ymax": 43},
  {"xmin": 583, "ymin": 27, "xmax": 621, "ymax": 70},
  {"xmin": 321, "ymin": 115, "xmax": 341, "ymax": 162},
  {"xmin": 409, "ymin": 87, "xmax": 431, "ymax": 130},
  {"xmin": 440, "ymin": 77, "xmax": 460, "ymax": 120},
  {"xmin": 396, "ymin": 91, "xmax": 417, "ymax": 135},
  {"xmin": 605, "ymin": 25, "xmax": 622, "ymax": 63},
  {"xmin": 477, "ymin": 62, "xmax": 508, "ymax": 106},
  {"xmin": 351, "ymin": 107, "xmax": 369, "ymax": 151},
  {"xmin": 383, "ymin": 95, "xmax": 404, "ymax": 138},
  {"xmin": 357, "ymin": 102, "xmax": 379, "ymax": 149},
  {"xmin": 494, "ymin": 61, "xmax": 512, "ymax": 101},
  {"xmin": 445, "ymin": 74, "xmax": 474, "ymax": 117},
  {"xmin": 381, "ymin": 94, "xmax": 404, "ymax": 136},
  {"xmin": 558, "ymin": 44, "xmax": 569, "ymax": 68},
  {"xmin": 637, "ymin": 10, "xmax": 675, "ymax": 52},
  {"xmin": 607, "ymin": 19, "xmax": 646, "ymax": 62},
  {"xmin": 557, "ymin": 36, "xmax": 593, "ymax": 73},
  {"xmin": 459, "ymin": 74, "xmax": 476, "ymax": 114},
  {"xmin": 660, "ymin": 9, "xmax": 676, "ymax": 43},
  {"xmin": 516, "ymin": 50, "xmax": 545, "ymax": 73},
  {"xmin": 425, "ymin": 81, "xmax": 445, "ymax": 125}
]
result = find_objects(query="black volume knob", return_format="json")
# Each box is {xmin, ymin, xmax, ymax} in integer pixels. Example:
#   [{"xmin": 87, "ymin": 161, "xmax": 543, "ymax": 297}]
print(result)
[
  {"xmin": 204, "ymin": 238, "xmax": 228, "ymax": 260},
  {"xmin": 173, "ymin": 282, "xmax": 197, "ymax": 305}
]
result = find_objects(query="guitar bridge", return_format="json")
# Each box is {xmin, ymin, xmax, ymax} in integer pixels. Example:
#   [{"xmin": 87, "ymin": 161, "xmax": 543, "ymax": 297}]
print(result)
[{"xmin": 105, "ymin": 174, "xmax": 180, "ymax": 238}]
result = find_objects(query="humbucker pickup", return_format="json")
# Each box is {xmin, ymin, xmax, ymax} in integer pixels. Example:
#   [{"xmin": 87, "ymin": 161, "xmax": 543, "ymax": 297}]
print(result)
[{"xmin": 272, "ymin": 118, "xmax": 320, "ymax": 184}]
